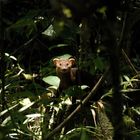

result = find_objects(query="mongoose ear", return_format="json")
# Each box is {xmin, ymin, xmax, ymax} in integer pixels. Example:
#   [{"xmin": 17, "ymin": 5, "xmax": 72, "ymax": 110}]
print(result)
[
  {"xmin": 69, "ymin": 58, "xmax": 75, "ymax": 66},
  {"xmin": 53, "ymin": 58, "xmax": 60, "ymax": 65}
]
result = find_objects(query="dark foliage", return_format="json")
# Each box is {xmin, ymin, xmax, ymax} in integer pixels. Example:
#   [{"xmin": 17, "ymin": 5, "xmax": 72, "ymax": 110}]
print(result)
[{"xmin": 1, "ymin": 0, "xmax": 140, "ymax": 139}]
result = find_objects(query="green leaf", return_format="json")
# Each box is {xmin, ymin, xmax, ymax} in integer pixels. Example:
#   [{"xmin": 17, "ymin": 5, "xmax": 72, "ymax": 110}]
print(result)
[
  {"xmin": 14, "ymin": 91, "xmax": 35, "ymax": 98},
  {"xmin": 0, "ymin": 103, "xmax": 19, "ymax": 117},
  {"xmin": 43, "ymin": 76, "xmax": 60, "ymax": 87},
  {"xmin": 19, "ymin": 98, "xmax": 35, "ymax": 112},
  {"xmin": 10, "ymin": 18, "xmax": 35, "ymax": 29},
  {"xmin": 42, "ymin": 24, "xmax": 56, "ymax": 37},
  {"xmin": 63, "ymin": 7, "xmax": 72, "ymax": 18},
  {"xmin": 97, "ymin": 6, "xmax": 107, "ymax": 14},
  {"xmin": 94, "ymin": 57, "xmax": 104, "ymax": 72},
  {"xmin": 53, "ymin": 20, "xmax": 64, "ymax": 35},
  {"xmin": 80, "ymin": 85, "xmax": 89, "ymax": 90},
  {"xmin": 80, "ymin": 129, "xmax": 89, "ymax": 140},
  {"xmin": 58, "ymin": 54, "xmax": 72, "ymax": 59},
  {"xmin": 48, "ymin": 44, "xmax": 69, "ymax": 51},
  {"xmin": 1, "ymin": 116, "xmax": 11, "ymax": 126},
  {"xmin": 123, "ymin": 75, "xmax": 130, "ymax": 82},
  {"xmin": 24, "ymin": 113, "xmax": 42, "ymax": 124}
]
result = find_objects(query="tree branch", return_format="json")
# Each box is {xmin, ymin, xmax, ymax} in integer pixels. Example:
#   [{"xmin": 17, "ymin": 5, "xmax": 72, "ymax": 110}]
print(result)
[
  {"xmin": 45, "ymin": 67, "xmax": 109, "ymax": 139},
  {"xmin": 122, "ymin": 49, "xmax": 138, "ymax": 74}
]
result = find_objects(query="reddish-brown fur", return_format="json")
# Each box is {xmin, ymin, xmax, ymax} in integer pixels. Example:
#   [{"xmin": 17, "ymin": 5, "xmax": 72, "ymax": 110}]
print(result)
[{"xmin": 53, "ymin": 58, "xmax": 76, "ymax": 91}]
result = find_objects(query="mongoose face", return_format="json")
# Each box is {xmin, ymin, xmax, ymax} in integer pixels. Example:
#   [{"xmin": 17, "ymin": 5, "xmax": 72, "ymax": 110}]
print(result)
[
  {"xmin": 53, "ymin": 57, "xmax": 76, "ymax": 91},
  {"xmin": 53, "ymin": 58, "xmax": 75, "ymax": 74}
]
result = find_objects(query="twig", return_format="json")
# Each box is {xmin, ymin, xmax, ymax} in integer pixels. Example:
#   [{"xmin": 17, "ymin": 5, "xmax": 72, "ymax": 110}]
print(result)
[
  {"xmin": 11, "ymin": 18, "xmax": 54, "ymax": 55},
  {"xmin": 45, "ymin": 67, "xmax": 109, "ymax": 139},
  {"xmin": 120, "ymin": 12, "xmax": 138, "ymax": 74},
  {"xmin": 122, "ymin": 49, "xmax": 138, "ymax": 74}
]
